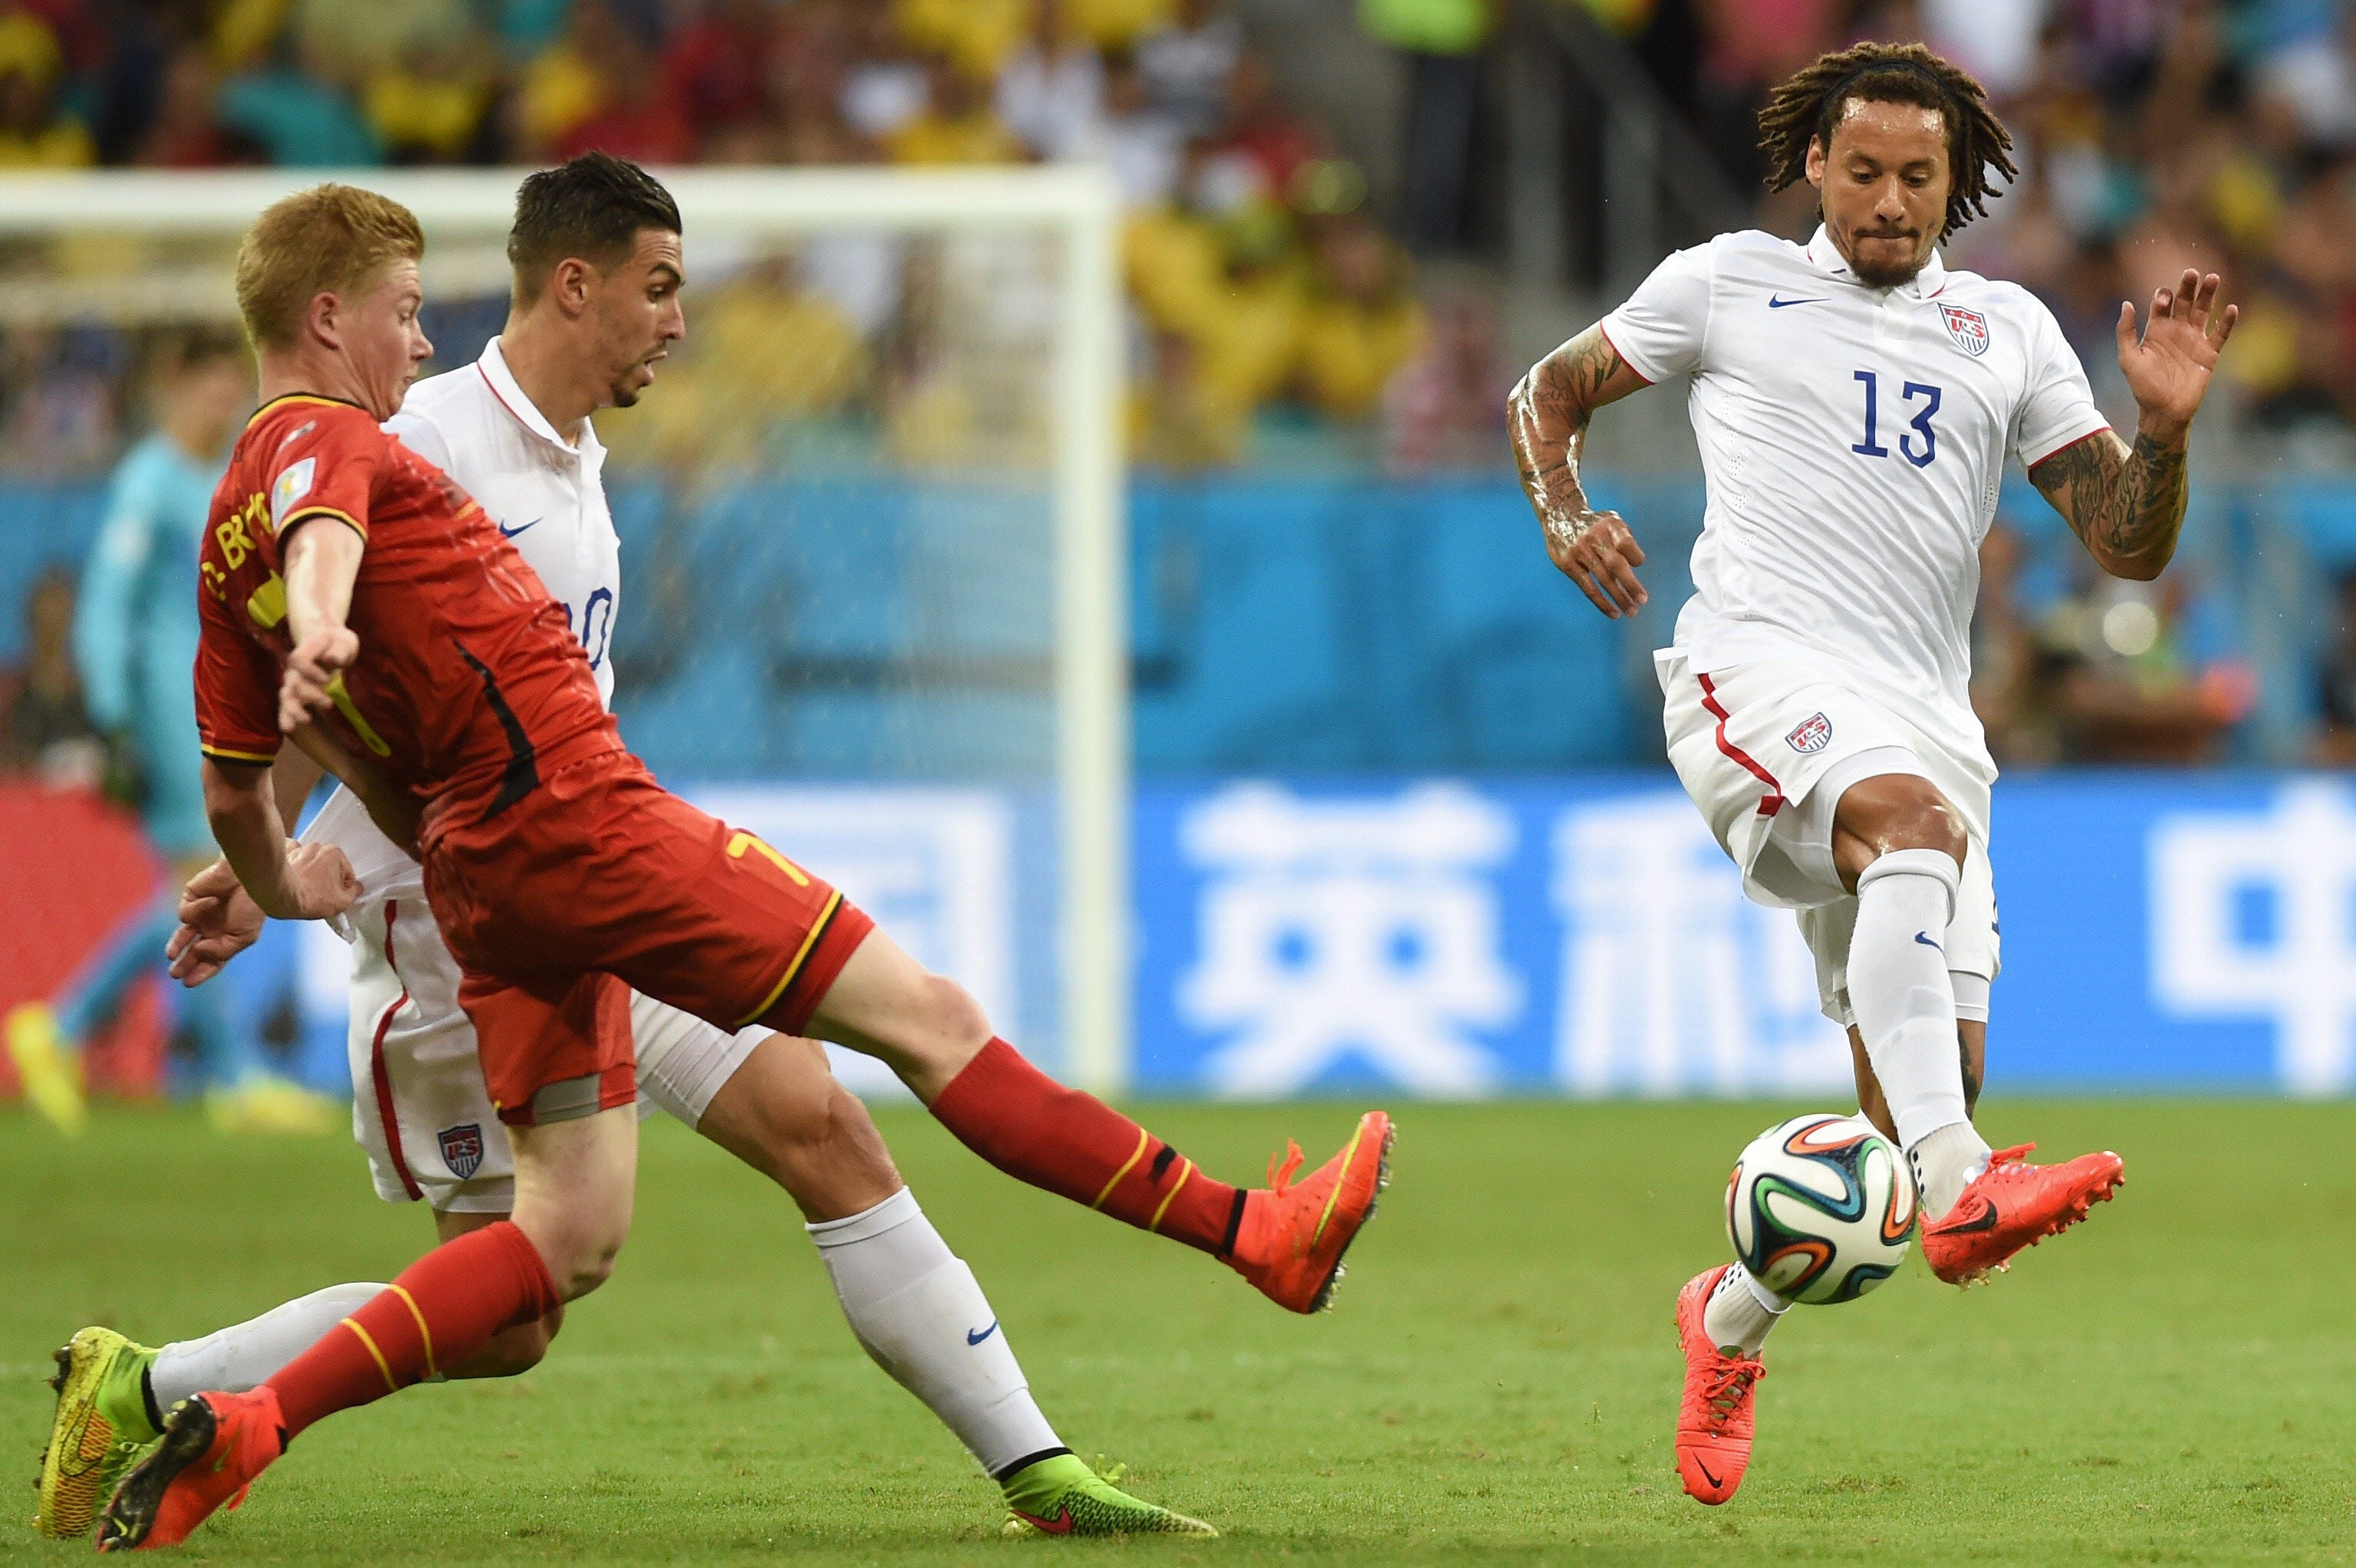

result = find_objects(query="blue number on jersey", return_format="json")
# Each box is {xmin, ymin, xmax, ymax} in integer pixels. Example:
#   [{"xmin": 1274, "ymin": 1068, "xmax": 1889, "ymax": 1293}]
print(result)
[
  {"xmin": 1853, "ymin": 371, "xmax": 1940, "ymax": 467},
  {"xmin": 552, "ymin": 589, "xmax": 617, "ymax": 672}
]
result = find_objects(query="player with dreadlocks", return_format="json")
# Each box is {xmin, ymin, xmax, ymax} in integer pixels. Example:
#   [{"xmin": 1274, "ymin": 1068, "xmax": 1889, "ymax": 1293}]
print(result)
[{"xmin": 1509, "ymin": 41, "xmax": 2236, "ymax": 1504}]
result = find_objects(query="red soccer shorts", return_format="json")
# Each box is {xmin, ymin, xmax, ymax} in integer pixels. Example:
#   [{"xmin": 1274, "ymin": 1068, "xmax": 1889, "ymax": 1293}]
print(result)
[{"xmin": 423, "ymin": 753, "xmax": 875, "ymax": 1125}]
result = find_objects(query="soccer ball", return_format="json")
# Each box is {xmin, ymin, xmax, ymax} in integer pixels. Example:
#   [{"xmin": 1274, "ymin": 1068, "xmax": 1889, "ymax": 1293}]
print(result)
[{"xmin": 1725, "ymin": 1113, "xmax": 1917, "ymax": 1305}]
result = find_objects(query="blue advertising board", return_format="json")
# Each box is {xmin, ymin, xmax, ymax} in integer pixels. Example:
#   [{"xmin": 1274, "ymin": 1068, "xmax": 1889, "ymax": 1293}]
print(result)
[{"xmin": 1131, "ymin": 771, "xmax": 2356, "ymax": 1097}]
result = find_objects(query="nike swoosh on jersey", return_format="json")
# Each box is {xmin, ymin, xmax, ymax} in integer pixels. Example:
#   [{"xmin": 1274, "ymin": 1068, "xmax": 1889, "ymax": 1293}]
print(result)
[
  {"xmin": 1766, "ymin": 295, "xmax": 1827, "ymax": 308},
  {"xmin": 1914, "ymin": 931, "xmax": 1943, "ymax": 950},
  {"xmin": 498, "ymin": 517, "xmax": 541, "ymax": 539}
]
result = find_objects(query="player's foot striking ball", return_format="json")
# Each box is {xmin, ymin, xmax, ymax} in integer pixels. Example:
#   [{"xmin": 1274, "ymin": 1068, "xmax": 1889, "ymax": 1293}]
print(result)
[
  {"xmin": 1920, "ymin": 1143, "xmax": 2124, "ymax": 1284},
  {"xmin": 1674, "ymin": 1267, "xmax": 1764, "ymax": 1505},
  {"xmin": 1227, "ymin": 1111, "xmax": 1393, "ymax": 1313},
  {"xmin": 32, "ymin": 1327, "xmax": 159, "ymax": 1540},
  {"xmin": 999, "ymin": 1453, "xmax": 1217, "ymax": 1537},
  {"xmin": 94, "ymin": 1388, "xmax": 285, "ymax": 1552}
]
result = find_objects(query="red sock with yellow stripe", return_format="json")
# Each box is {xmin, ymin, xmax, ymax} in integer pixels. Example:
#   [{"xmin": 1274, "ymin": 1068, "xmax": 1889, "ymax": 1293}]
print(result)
[
  {"xmin": 265, "ymin": 1221, "xmax": 560, "ymax": 1439},
  {"xmin": 928, "ymin": 1038, "xmax": 1243, "ymax": 1256}
]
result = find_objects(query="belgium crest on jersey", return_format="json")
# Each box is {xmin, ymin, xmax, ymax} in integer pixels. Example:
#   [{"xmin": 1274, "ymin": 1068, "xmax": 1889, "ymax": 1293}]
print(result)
[{"xmin": 1938, "ymin": 304, "xmax": 1990, "ymax": 357}]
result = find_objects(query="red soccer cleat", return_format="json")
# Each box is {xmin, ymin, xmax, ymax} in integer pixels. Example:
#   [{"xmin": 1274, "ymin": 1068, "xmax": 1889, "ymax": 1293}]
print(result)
[
  {"xmin": 1674, "ymin": 1267, "xmax": 1764, "ymax": 1506},
  {"xmin": 1227, "ymin": 1110, "xmax": 1393, "ymax": 1313},
  {"xmin": 1920, "ymin": 1142, "xmax": 2124, "ymax": 1285},
  {"xmin": 95, "ymin": 1389, "xmax": 284, "ymax": 1553}
]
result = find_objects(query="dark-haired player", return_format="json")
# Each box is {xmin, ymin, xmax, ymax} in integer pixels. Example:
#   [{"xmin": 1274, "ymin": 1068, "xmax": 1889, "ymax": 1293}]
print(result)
[
  {"xmin": 35, "ymin": 156, "xmax": 1313, "ymax": 1545},
  {"xmin": 1507, "ymin": 41, "xmax": 2234, "ymax": 1504},
  {"xmin": 87, "ymin": 179, "xmax": 1387, "ymax": 1551}
]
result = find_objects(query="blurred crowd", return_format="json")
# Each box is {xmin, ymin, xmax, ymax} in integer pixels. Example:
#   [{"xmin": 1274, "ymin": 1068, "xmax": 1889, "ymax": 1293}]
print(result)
[{"xmin": 0, "ymin": 0, "xmax": 1448, "ymax": 466}]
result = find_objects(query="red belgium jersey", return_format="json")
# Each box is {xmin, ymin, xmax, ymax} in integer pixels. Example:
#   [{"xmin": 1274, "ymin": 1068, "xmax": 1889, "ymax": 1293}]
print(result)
[{"xmin": 193, "ymin": 393, "xmax": 621, "ymax": 831}]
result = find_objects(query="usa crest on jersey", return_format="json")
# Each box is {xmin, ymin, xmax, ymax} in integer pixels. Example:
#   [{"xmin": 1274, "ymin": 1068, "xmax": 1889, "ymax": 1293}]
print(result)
[
  {"xmin": 439, "ymin": 1123, "xmax": 485, "ymax": 1179},
  {"xmin": 1938, "ymin": 304, "xmax": 1990, "ymax": 357},
  {"xmin": 1787, "ymin": 712, "xmax": 1833, "ymax": 754}
]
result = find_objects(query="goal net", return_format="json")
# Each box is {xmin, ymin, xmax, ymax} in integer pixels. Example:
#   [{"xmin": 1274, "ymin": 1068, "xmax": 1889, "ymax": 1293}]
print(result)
[{"xmin": 0, "ymin": 166, "xmax": 1130, "ymax": 1095}]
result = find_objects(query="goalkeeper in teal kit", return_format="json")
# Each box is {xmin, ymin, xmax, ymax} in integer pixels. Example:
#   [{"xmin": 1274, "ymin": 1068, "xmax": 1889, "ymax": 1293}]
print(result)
[{"xmin": 5, "ymin": 330, "xmax": 333, "ymax": 1133}]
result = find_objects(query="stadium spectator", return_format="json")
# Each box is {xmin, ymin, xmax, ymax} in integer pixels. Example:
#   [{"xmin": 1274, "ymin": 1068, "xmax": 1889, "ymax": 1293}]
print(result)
[
  {"xmin": 542, "ymin": 0, "xmax": 693, "ymax": 163},
  {"xmin": 0, "ymin": 567, "xmax": 100, "ymax": 782},
  {"xmin": 888, "ymin": 50, "xmax": 1024, "ymax": 164},
  {"xmin": 130, "ymin": 44, "xmax": 245, "ymax": 168},
  {"xmin": 0, "ymin": 8, "xmax": 93, "ymax": 166},
  {"xmin": 1137, "ymin": 0, "xmax": 1242, "ymax": 137},
  {"xmin": 1359, "ymin": 0, "xmax": 1492, "ymax": 254},
  {"xmin": 1294, "ymin": 211, "xmax": 1424, "ymax": 420}
]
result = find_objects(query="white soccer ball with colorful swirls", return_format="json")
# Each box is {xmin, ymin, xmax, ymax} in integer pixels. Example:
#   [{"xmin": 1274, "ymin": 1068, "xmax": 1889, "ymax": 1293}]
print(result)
[{"xmin": 1724, "ymin": 1113, "xmax": 1918, "ymax": 1305}]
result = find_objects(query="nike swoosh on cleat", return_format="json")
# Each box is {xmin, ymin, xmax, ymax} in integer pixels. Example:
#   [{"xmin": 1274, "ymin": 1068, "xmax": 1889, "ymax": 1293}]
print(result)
[
  {"xmin": 1012, "ymin": 1506, "xmax": 1074, "ymax": 1535},
  {"xmin": 498, "ymin": 517, "xmax": 541, "ymax": 539},
  {"xmin": 1914, "ymin": 931, "xmax": 1943, "ymax": 950},
  {"xmin": 1767, "ymin": 295, "xmax": 1827, "ymax": 307},
  {"xmin": 1695, "ymin": 1459, "xmax": 1723, "ymax": 1490},
  {"xmin": 966, "ymin": 1321, "xmax": 999, "ymax": 1346}
]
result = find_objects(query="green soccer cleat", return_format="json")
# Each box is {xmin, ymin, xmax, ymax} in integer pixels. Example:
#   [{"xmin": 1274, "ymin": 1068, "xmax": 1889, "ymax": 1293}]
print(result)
[
  {"xmin": 32, "ymin": 1327, "xmax": 160, "ymax": 1540},
  {"xmin": 999, "ymin": 1453, "xmax": 1217, "ymax": 1538}
]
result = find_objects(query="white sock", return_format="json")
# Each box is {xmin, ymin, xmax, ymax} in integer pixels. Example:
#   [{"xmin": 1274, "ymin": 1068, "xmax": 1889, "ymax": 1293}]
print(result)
[
  {"xmin": 1848, "ymin": 849, "xmax": 1992, "ymax": 1218},
  {"xmin": 149, "ymin": 1282, "xmax": 388, "ymax": 1409},
  {"xmin": 808, "ymin": 1188, "xmax": 1061, "ymax": 1478},
  {"xmin": 1910, "ymin": 1120, "xmax": 1994, "ymax": 1222},
  {"xmin": 1701, "ymin": 1264, "xmax": 1787, "ymax": 1357}
]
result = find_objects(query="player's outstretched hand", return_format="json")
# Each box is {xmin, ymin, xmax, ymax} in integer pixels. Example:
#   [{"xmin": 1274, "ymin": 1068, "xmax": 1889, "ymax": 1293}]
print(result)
[
  {"xmin": 279, "ymin": 627, "xmax": 360, "ymax": 735},
  {"xmin": 168, "ymin": 856, "xmax": 265, "ymax": 986},
  {"xmin": 1544, "ymin": 508, "xmax": 1648, "ymax": 620},
  {"xmin": 281, "ymin": 841, "xmax": 362, "ymax": 922},
  {"xmin": 2118, "ymin": 268, "xmax": 2237, "ymax": 440}
]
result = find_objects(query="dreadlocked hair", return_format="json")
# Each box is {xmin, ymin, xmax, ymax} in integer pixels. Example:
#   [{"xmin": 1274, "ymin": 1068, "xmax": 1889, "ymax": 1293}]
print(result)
[{"xmin": 1756, "ymin": 42, "xmax": 2017, "ymax": 239}]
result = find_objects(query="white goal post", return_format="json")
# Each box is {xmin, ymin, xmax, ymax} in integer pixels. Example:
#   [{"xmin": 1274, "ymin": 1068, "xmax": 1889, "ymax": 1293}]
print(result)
[{"xmin": 0, "ymin": 165, "xmax": 1133, "ymax": 1094}]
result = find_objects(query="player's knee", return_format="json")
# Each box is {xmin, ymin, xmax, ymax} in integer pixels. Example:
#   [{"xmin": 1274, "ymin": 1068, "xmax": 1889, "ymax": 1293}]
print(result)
[
  {"xmin": 1874, "ymin": 791, "xmax": 1967, "ymax": 869},
  {"xmin": 911, "ymin": 972, "xmax": 992, "ymax": 1060}
]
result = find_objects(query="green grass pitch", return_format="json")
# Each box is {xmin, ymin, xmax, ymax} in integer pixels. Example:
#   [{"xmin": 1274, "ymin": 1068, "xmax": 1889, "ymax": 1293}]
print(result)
[{"xmin": 7, "ymin": 1097, "xmax": 2356, "ymax": 1564}]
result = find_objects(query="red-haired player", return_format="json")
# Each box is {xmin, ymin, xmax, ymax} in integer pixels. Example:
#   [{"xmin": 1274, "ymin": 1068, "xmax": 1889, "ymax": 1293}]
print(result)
[{"xmin": 94, "ymin": 182, "xmax": 1390, "ymax": 1552}]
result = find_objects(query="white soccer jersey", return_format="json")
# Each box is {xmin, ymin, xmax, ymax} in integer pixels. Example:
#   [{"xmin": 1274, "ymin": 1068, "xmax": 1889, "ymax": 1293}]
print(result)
[{"xmin": 1601, "ymin": 225, "xmax": 2110, "ymax": 774}]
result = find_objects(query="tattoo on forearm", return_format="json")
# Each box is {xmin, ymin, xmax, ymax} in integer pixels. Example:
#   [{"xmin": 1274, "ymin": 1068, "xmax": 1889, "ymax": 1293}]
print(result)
[
  {"xmin": 1511, "ymin": 329, "xmax": 1627, "ymax": 549},
  {"xmin": 2029, "ymin": 431, "xmax": 2189, "ymax": 569}
]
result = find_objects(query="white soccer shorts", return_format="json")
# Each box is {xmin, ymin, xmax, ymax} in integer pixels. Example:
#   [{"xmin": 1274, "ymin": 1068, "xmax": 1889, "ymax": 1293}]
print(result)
[
  {"xmin": 1657, "ymin": 650, "xmax": 2000, "ymax": 1028},
  {"xmin": 344, "ymin": 894, "xmax": 765, "ymax": 1212}
]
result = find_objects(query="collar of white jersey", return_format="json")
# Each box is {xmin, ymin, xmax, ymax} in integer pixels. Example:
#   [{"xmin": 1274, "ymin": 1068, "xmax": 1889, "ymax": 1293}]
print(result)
[
  {"xmin": 1804, "ymin": 224, "xmax": 1950, "ymax": 299},
  {"xmin": 474, "ymin": 337, "xmax": 605, "ymax": 462}
]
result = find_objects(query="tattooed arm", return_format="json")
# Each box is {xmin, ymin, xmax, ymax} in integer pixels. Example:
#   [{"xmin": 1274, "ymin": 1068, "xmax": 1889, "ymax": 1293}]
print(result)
[
  {"xmin": 2029, "ymin": 268, "xmax": 2236, "ymax": 582},
  {"xmin": 1508, "ymin": 325, "xmax": 1654, "ymax": 619},
  {"xmin": 2026, "ymin": 429, "xmax": 2189, "ymax": 581}
]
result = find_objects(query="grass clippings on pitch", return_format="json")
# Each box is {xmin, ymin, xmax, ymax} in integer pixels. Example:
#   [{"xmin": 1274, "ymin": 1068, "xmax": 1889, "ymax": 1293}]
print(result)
[{"xmin": 6, "ymin": 1098, "xmax": 2356, "ymax": 1566}]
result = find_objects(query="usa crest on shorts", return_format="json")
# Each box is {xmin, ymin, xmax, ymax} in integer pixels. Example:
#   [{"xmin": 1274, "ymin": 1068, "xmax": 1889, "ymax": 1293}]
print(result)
[
  {"xmin": 1938, "ymin": 304, "xmax": 1989, "ymax": 357},
  {"xmin": 439, "ymin": 1123, "xmax": 485, "ymax": 1180},
  {"xmin": 1787, "ymin": 712, "xmax": 1833, "ymax": 754}
]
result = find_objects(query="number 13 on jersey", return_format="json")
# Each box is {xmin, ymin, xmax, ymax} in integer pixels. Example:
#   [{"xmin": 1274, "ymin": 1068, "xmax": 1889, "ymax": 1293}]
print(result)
[{"xmin": 1852, "ymin": 370, "xmax": 1940, "ymax": 468}]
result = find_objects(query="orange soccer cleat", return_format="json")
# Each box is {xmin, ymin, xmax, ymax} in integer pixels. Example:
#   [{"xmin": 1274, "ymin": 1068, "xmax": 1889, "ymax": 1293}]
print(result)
[
  {"xmin": 1920, "ymin": 1142, "xmax": 2124, "ymax": 1286},
  {"xmin": 1227, "ymin": 1110, "xmax": 1393, "ymax": 1313},
  {"xmin": 95, "ymin": 1389, "xmax": 285, "ymax": 1553},
  {"xmin": 1674, "ymin": 1267, "xmax": 1764, "ymax": 1506}
]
